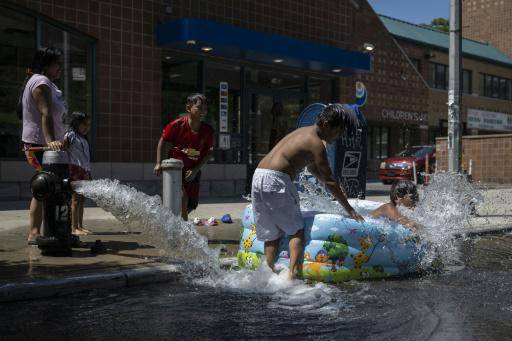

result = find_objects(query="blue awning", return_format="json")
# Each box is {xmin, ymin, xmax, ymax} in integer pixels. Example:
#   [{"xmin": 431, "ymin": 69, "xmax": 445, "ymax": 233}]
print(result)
[{"xmin": 156, "ymin": 19, "xmax": 372, "ymax": 75}]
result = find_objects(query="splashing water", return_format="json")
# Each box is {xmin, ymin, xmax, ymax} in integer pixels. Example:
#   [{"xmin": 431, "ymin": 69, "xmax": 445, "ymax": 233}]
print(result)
[
  {"xmin": 72, "ymin": 179, "xmax": 220, "ymax": 275},
  {"xmin": 296, "ymin": 172, "xmax": 341, "ymax": 214},
  {"xmin": 402, "ymin": 172, "xmax": 483, "ymax": 266},
  {"xmin": 196, "ymin": 262, "xmax": 352, "ymax": 315},
  {"xmin": 296, "ymin": 171, "xmax": 484, "ymax": 268},
  {"xmin": 71, "ymin": 173, "xmax": 482, "ymax": 314}
]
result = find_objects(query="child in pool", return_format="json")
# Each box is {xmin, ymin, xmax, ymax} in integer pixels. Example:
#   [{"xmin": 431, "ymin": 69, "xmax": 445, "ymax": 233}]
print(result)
[{"xmin": 371, "ymin": 180, "xmax": 419, "ymax": 230}]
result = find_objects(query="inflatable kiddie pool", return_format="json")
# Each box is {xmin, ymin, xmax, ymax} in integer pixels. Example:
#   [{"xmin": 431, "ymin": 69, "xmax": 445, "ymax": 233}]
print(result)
[{"xmin": 237, "ymin": 200, "xmax": 423, "ymax": 282}]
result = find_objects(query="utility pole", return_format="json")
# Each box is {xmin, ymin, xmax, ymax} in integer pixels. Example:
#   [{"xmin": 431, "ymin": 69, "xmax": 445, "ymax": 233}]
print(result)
[{"xmin": 448, "ymin": 0, "xmax": 462, "ymax": 172}]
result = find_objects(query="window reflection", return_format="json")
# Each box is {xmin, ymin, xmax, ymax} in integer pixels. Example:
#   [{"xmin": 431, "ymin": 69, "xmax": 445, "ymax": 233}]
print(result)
[{"xmin": 0, "ymin": 8, "xmax": 35, "ymax": 158}]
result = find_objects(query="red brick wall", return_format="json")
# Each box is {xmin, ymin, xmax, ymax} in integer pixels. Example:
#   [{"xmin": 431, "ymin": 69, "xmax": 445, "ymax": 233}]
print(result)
[
  {"xmin": 463, "ymin": 0, "xmax": 512, "ymax": 58},
  {"xmin": 436, "ymin": 134, "xmax": 512, "ymax": 183}
]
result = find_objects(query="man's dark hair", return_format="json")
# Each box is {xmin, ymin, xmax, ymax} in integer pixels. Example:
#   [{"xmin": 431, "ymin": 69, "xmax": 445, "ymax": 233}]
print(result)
[
  {"xmin": 65, "ymin": 111, "xmax": 90, "ymax": 132},
  {"xmin": 17, "ymin": 47, "xmax": 63, "ymax": 119},
  {"xmin": 316, "ymin": 103, "xmax": 358, "ymax": 128},
  {"xmin": 186, "ymin": 93, "xmax": 207, "ymax": 107},
  {"xmin": 390, "ymin": 180, "xmax": 419, "ymax": 205}
]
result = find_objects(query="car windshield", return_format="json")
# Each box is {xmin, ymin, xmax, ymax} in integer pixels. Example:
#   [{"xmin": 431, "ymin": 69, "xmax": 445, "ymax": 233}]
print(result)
[{"xmin": 397, "ymin": 146, "xmax": 433, "ymax": 157}]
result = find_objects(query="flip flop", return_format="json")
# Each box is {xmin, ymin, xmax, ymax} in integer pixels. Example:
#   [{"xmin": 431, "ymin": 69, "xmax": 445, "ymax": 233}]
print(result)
[
  {"xmin": 205, "ymin": 217, "xmax": 218, "ymax": 226},
  {"xmin": 221, "ymin": 214, "xmax": 232, "ymax": 224},
  {"xmin": 193, "ymin": 217, "xmax": 204, "ymax": 226}
]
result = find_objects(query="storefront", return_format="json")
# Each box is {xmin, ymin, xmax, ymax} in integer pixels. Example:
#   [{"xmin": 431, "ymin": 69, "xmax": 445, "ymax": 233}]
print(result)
[
  {"xmin": 157, "ymin": 18, "xmax": 371, "ymax": 187},
  {"xmin": 0, "ymin": 2, "xmax": 96, "ymax": 159}
]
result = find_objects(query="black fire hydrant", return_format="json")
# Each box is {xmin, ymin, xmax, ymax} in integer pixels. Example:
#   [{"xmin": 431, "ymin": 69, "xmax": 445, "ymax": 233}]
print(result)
[{"xmin": 30, "ymin": 150, "xmax": 78, "ymax": 256}]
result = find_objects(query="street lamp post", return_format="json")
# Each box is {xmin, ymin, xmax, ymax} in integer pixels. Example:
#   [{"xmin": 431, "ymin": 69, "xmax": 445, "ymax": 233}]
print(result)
[{"xmin": 448, "ymin": 0, "xmax": 462, "ymax": 173}]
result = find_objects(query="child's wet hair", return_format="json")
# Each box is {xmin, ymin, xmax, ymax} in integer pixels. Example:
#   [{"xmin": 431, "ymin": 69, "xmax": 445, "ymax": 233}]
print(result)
[
  {"xmin": 316, "ymin": 103, "xmax": 358, "ymax": 129},
  {"xmin": 390, "ymin": 180, "xmax": 418, "ymax": 205},
  {"xmin": 186, "ymin": 93, "xmax": 207, "ymax": 107},
  {"xmin": 66, "ymin": 111, "xmax": 90, "ymax": 132}
]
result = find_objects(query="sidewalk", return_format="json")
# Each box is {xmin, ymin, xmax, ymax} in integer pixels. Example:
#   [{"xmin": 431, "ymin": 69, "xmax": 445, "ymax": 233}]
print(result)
[{"xmin": 1, "ymin": 186, "xmax": 511, "ymax": 303}]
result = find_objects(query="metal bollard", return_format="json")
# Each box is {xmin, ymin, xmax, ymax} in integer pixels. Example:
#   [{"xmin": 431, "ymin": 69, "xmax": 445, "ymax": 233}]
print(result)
[{"xmin": 161, "ymin": 158, "xmax": 183, "ymax": 217}]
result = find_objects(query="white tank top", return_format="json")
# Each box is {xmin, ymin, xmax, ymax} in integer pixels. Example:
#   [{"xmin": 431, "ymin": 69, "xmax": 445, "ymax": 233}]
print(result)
[{"xmin": 21, "ymin": 74, "xmax": 67, "ymax": 145}]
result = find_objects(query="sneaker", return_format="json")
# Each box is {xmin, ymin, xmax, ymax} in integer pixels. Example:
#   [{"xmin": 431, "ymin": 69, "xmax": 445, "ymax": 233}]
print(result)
[
  {"xmin": 193, "ymin": 217, "xmax": 203, "ymax": 226},
  {"xmin": 205, "ymin": 217, "xmax": 218, "ymax": 226},
  {"xmin": 221, "ymin": 214, "xmax": 233, "ymax": 224}
]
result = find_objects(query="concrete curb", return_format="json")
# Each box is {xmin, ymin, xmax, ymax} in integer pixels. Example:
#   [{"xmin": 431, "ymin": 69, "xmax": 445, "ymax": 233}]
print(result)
[
  {"xmin": 0, "ymin": 264, "xmax": 181, "ymax": 303},
  {"xmin": 454, "ymin": 225, "xmax": 512, "ymax": 238}
]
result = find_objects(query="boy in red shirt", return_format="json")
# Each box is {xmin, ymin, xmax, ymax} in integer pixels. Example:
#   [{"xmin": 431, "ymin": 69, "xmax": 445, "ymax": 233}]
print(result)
[{"xmin": 154, "ymin": 93, "xmax": 214, "ymax": 220}]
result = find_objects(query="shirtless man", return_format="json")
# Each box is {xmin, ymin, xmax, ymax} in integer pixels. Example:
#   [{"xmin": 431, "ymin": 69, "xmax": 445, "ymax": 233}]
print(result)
[{"xmin": 251, "ymin": 103, "xmax": 364, "ymax": 280}]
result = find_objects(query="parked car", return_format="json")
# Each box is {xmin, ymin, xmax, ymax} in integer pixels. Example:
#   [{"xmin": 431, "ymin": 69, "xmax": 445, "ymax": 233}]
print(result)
[{"xmin": 379, "ymin": 145, "xmax": 435, "ymax": 184}]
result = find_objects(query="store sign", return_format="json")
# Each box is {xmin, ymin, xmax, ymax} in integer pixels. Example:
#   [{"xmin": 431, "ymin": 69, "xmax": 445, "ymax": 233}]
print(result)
[
  {"xmin": 219, "ymin": 82, "xmax": 228, "ymax": 133},
  {"xmin": 219, "ymin": 133, "xmax": 230, "ymax": 150},
  {"xmin": 381, "ymin": 109, "xmax": 427, "ymax": 122},
  {"xmin": 72, "ymin": 67, "xmax": 86, "ymax": 81},
  {"xmin": 355, "ymin": 81, "xmax": 367, "ymax": 107},
  {"xmin": 467, "ymin": 109, "xmax": 512, "ymax": 132}
]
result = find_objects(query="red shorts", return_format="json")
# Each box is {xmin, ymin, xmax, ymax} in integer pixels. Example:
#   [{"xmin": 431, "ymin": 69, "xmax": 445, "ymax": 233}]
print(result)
[
  {"xmin": 69, "ymin": 164, "xmax": 92, "ymax": 181},
  {"xmin": 183, "ymin": 170, "xmax": 201, "ymax": 211},
  {"xmin": 23, "ymin": 143, "xmax": 43, "ymax": 172}
]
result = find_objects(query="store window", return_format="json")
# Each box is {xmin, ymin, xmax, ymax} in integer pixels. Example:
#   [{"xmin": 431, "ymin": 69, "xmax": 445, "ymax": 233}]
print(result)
[
  {"xmin": 246, "ymin": 69, "xmax": 305, "ymax": 91},
  {"xmin": 429, "ymin": 62, "xmax": 471, "ymax": 94},
  {"xmin": 0, "ymin": 8, "xmax": 36, "ymax": 158},
  {"xmin": 0, "ymin": 5, "xmax": 95, "ymax": 159},
  {"xmin": 480, "ymin": 73, "xmax": 512, "ymax": 100},
  {"xmin": 41, "ymin": 23, "xmax": 93, "ymax": 116},
  {"xmin": 204, "ymin": 61, "xmax": 242, "ymax": 163},
  {"xmin": 162, "ymin": 57, "xmax": 243, "ymax": 163},
  {"xmin": 308, "ymin": 76, "xmax": 334, "ymax": 104},
  {"xmin": 367, "ymin": 126, "xmax": 389, "ymax": 159},
  {"xmin": 162, "ymin": 59, "xmax": 200, "ymax": 125}
]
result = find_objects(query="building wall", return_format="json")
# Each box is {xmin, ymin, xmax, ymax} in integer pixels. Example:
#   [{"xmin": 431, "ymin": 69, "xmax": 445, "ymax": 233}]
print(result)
[
  {"xmin": 436, "ymin": 134, "xmax": 512, "ymax": 183},
  {"xmin": 399, "ymin": 40, "xmax": 512, "ymax": 129},
  {"xmin": 10, "ymin": 0, "xmax": 357, "ymax": 164},
  {"xmin": 462, "ymin": 0, "xmax": 512, "ymax": 58},
  {"xmin": 340, "ymin": 1, "xmax": 430, "ymax": 178}
]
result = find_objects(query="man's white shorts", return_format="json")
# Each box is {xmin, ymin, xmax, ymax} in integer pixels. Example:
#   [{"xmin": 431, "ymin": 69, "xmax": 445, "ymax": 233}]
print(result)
[{"xmin": 251, "ymin": 168, "xmax": 304, "ymax": 242}]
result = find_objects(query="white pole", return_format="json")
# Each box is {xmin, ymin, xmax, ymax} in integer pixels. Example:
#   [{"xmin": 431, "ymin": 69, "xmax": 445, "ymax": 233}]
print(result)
[
  {"xmin": 161, "ymin": 158, "xmax": 184, "ymax": 217},
  {"xmin": 469, "ymin": 159, "xmax": 473, "ymax": 176},
  {"xmin": 412, "ymin": 161, "xmax": 417, "ymax": 184}
]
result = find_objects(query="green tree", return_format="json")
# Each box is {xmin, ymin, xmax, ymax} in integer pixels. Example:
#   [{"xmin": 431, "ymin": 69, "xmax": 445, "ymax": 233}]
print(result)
[{"xmin": 421, "ymin": 18, "xmax": 449, "ymax": 32}]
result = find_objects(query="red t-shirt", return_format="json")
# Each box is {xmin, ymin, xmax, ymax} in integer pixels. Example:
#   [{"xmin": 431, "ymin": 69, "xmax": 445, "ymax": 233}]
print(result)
[{"xmin": 161, "ymin": 115, "xmax": 214, "ymax": 170}]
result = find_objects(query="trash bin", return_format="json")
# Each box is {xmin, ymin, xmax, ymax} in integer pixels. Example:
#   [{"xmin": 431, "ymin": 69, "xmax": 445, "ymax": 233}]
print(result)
[{"xmin": 296, "ymin": 103, "xmax": 368, "ymax": 198}]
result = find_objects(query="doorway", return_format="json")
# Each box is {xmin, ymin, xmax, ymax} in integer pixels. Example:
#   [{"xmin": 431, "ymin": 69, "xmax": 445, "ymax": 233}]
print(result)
[{"xmin": 246, "ymin": 89, "xmax": 306, "ymax": 187}]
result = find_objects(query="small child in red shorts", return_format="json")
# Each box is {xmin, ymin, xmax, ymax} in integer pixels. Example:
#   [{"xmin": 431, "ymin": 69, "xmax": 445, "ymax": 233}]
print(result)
[
  {"xmin": 64, "ymin": 112, "xmax": 92, "ymax": 235},
  {"xmin": 154, "ymin": 93, "xmax": 214, "ymax": 221}
]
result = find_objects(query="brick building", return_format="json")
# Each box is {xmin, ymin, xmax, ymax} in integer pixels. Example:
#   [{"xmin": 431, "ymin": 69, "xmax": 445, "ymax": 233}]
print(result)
[
  {"xmin": 2, "ymin": 0, "xmax": 435, "ymax": 199},
  {"xmin": 462, "ymin": 0, "xmax": 512, "ymax": 58},
  {"xmin": 378, "ymin": 14, "xmax": 512, "ymax": 183},
  {"xmin": 0, "ymin": 0, "xmax": 427, "ymax": 199}
]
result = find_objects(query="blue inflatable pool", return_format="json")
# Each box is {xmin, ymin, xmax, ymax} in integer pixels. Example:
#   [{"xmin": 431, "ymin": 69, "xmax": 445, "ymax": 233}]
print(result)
[{"xmin": 238, "ymin": 201, "xmax": 424, "ymax": 282}]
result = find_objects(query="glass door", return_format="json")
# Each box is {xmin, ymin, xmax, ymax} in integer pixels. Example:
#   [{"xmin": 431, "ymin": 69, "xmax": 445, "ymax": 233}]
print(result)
[{"xmin": 246, "ymin": 89, "xmax": 306, "ymax": 187}]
